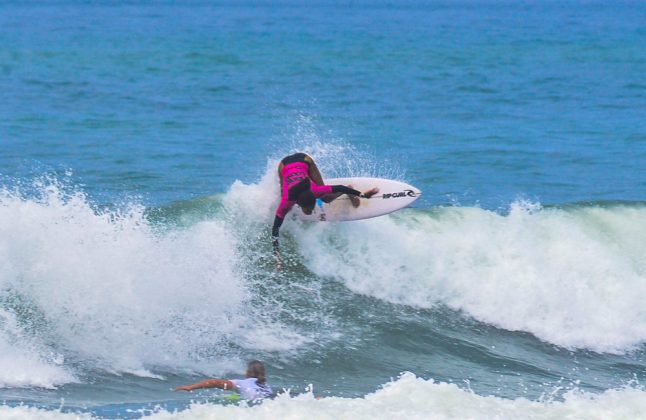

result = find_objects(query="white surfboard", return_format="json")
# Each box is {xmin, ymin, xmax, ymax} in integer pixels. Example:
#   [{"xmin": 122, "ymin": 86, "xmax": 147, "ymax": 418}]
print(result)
[{"xmin": 294, "ymin": 177, "xmax": 421, "ymax": 222}]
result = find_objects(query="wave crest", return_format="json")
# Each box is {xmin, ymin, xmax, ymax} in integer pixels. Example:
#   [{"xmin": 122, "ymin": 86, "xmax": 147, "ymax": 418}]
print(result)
[{"xmin": 296, "ymin": 201, "xmax": 646, "ymax": 353}]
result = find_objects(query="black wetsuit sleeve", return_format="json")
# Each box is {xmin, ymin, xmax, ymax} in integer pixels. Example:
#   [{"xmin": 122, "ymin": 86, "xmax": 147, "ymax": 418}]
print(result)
[
  {"xmin": 331, "ymin": 185, "xmax": 362, "ymax": 196},
  {"xmin": 272, "ymin": 215, "xmax": 284, "ymax": 251}
]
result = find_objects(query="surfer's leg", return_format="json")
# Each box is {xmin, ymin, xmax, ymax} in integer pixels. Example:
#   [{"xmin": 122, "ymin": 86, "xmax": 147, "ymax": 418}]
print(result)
[
  {"xmin": 363, "ymin": 187, "xmax": 379, "ymax": 198},
  {"xmin": 348, "ymin": 195, "xmax": 360, "ymax": 208},
  {"xmin": 306, "ymin": 157, "xmax": 325, "ymax": 186},
  {"xmin": 321, "ymin": 185, "xmax": 360, "ymax": 207},
  {"xmin": 320, "ymin": 192, "xmax": 343, "ymax": 203},
  {"xmin": 347, "ymin": 184, "xmax": 360, "ymax": 207}
]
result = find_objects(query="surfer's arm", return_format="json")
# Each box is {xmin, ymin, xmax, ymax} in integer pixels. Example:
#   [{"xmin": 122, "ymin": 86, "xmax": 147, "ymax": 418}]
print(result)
[
  {"xmin": 271, "ymin": 215, "xmax": 284, "ymax": 251},
  {"xmin": 272, "ymin": 215, "xmax": 283, "ymax": 270},
  {"xmin": 175, "ymin": 379, "xmax": 236, "ymax": 392},
  {"xmin": 273, "ymin": 193, "xmax": 294, "ymax": 251}
]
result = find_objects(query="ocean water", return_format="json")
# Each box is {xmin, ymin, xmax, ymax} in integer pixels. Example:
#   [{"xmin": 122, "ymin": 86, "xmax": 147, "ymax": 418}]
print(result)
[{"xmin": 1, "ymin": 1, "xmax": 646, "ymax": 419}]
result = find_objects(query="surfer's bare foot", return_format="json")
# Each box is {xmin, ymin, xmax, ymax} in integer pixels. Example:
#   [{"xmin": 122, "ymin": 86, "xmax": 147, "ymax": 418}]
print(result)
[
  {"xmin": 362, "ymin": 187, "xmax": 379, "ymax": 199},
  {"xmin": 348, "ymin": 185, "xmax": 361, "ymax": 208}
]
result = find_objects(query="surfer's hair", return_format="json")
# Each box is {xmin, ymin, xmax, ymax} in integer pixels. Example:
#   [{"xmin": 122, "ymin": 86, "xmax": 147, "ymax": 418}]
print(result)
[
  {"xmin": 296, "ymin": 190, "xmax": 316, "ymax": 210},
  {"xmin": 247, "ymin": 360, "xmax": 266, "ymax": 385}
]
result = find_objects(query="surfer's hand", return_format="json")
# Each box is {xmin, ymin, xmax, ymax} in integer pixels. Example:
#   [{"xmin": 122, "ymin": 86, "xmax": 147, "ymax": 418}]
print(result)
[
  {"xmin": 362, "ymin": 187, "xmax": 379, "ymax": 199},
  {"xmin": 175, "ymin": 386, "xmax": 192, "ymax": 392},
  {"xmin": 274, "ymin": 250, "xmax": 282, "ymax": 271}
]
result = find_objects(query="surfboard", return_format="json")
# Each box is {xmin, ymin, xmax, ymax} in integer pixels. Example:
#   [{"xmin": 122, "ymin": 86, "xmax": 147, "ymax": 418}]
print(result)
[{"xmin": 294, "ymin": 177, "xmax": 421, "ymax": 222}]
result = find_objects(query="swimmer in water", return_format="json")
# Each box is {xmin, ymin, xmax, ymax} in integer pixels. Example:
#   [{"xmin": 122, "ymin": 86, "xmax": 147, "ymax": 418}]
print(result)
[
  {"xmin": 272, "ymin": 152, "xmax": 379, "ymax": 263},
  {"xmin": 175, "ymin": 360, "xmax": 273, "ymax": 401}
]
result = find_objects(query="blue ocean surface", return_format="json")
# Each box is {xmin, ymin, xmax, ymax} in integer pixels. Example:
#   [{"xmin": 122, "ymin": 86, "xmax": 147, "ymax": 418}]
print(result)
[{"xmin": 1, "ymin": 1, "xmax": 646, "ymax": 418}]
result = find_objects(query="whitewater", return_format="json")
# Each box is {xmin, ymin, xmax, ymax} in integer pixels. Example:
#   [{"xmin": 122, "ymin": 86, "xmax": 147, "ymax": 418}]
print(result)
[
  {"xmin": 2, "ymin": 374, "xmax": 646, "ymax": 420},
  {"xmin": 1, "ymin": 167, "xmax": 645, "ymax": 418}
]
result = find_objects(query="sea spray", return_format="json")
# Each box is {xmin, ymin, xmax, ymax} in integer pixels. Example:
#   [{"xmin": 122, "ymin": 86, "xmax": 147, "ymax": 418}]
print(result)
[
  {"xmin": 0, "ymin": 308, "xmax": 75, "ymax": 389},
  {"xmin": 294, "ymin": 201, "xmax": 646, "ymax": 353},
  {"xmin": 0, "ymin": 180, "xmax": 308, "ymax": 388}
]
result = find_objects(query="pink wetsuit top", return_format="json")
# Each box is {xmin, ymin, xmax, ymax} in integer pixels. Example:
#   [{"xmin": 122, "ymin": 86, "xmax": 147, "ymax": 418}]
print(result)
[{"xmin": 276, "ymin": 162, "xmax": 332, "ymax": 219}]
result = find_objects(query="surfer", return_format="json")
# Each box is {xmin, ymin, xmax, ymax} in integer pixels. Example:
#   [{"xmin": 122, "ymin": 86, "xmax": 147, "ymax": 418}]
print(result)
[
  {"xmin": 272, "ymin": 152, "xmax": 379, "ymax": 258},
  {"xmin": 175, "ymin": 360, "xmax": 273, "ymax": 401}
]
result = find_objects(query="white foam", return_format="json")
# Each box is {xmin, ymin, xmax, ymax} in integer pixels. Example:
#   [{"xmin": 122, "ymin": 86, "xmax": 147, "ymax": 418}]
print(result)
[
  {"xmin": 0, "ymin": 309, "xmax": 75, "ymax": 389},
  {"xmin": 0, "ymin": 405, "xmax": 93, "ymax": 420},
  {"xmin": 0, "ymin": 181, "xmax": 306, "ymax": 387},
  {"xmin": 297, "ymin": 201, "xmax": 646, "ymax": 353},
  {"xmin": 160, "ymin": 374, "xmax": 646, "ymax": 420},
  {"xmin": 4, "ymin": 373, "xmax": 645, "ymax": 420}
]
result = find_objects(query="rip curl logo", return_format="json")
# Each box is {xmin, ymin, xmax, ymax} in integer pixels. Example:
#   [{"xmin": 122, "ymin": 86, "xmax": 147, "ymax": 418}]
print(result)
[{"xmin": 382, "ymin": 189, "xmax": 417, "ymax": 199}]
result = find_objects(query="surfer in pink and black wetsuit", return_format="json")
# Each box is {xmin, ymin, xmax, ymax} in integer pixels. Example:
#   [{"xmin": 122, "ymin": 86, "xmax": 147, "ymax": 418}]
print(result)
[{"xmin": 272, "ymin": 153, "xmax": 379, "ymax": 261}]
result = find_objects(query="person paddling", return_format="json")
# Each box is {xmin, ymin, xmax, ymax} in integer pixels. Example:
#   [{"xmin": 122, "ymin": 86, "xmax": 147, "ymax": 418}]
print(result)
[{"xmin": 175, "ymin": 360, "xmax": 273, "ymax": 401}]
